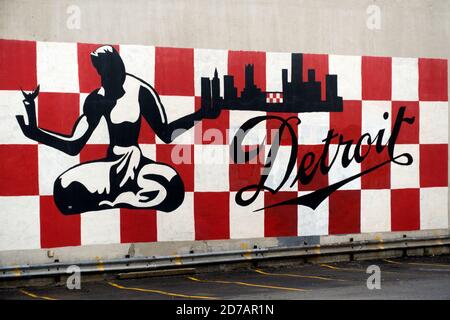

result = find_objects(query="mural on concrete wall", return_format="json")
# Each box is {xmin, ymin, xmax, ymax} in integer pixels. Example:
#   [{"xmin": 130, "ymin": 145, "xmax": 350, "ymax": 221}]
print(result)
[
  {"xmin": 0, "ymin": 39, "xmax": 448, "ymax": 250},
  {"xmin": 14, "ymin": 45, "xmax": 416, "ymax": 214},
  {"xmin": 15, "ymin": 46, "xmax": 348, "ymax": 214}
]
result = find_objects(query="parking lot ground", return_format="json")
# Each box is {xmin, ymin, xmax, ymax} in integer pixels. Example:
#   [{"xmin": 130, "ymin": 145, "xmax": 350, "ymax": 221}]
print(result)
[{"xmin": 1, "ymin": 255, "xmax": 450, "ymax": 300}]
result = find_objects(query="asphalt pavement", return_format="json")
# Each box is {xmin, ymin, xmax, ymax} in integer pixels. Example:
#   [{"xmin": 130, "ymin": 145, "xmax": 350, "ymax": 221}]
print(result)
[{"xmin": 1, "ymin": 255, "xmax": 450, "ymax": 300}]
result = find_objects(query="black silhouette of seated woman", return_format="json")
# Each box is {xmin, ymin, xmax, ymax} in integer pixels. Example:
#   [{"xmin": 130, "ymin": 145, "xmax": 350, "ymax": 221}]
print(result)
[{"xmin": 17, "ymin": 46, "xmax": 216, "ymax": 214}]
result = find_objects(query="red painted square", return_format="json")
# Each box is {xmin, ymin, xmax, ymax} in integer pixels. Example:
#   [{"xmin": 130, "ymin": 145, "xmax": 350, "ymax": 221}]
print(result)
[
  {"xmin": 138, "ymin": 118, "xmax": 156, "ymax": 144},
  {"xmin": 78, "ymin": 43, "xmax": 120, "ymax": 94},
  {"xmin": 419, "ymin": 58, "xmax": 448, "ymax": 101},
  {"xmin": 0, "ymin": 145, "xmax": 38, "ymax": 196},
  {"xmin": 195, "ymin": 97, "xmax": 230, "ymax": 144},
  {"xmin": 194, "ymin": 192, "xmax": 229, "ymax": 240},
  {"xmin": 40, "ymin": 196, "xmax": 81, "ymax": 248},
  {"xmin": 420, "ymin": 144, "xmax": 448, "ymax": 187},
  {"xmin": 80, "ymin": 144, "xmax": 109, "ymax": 162},
  {"xmin": 266, "ymin": 112, "xmax": 298, "ymax": 146},
  {"xmin": 362, "ymin": 56, "xmax": 392, "ymax": 100},
  {"xmin": 329, "ymin": 190, "xmax": 360, "ymax": 234},
  {"xmin": 0, "ymin": 39, "xmax": 37, "ymax": 90},
  {"xmin": 156, "ymin": 144, "xmax": 194, "ymax": 192},
  {"xmin": 297, "ymin": 144, "xmax": 328, "ymax": 191},
  {"xmin": 391, "ymin": 188, "xmax": 420, "ymax": 231},
  {"xmin": 229, "ymin": 145, "xmax": 265, "ymax": 192},
  {"xmin": 38, "ymin": 93, "xmax": 80, "ymax": 135},
  {"xmin": 303, "ymin": 54, "xmax": 329, "ymax": 100},
  {"xmin": 155, "ymin": 47, "xmax": 194, "ymax": 96},
  {"xmin": 264, "ymin": 192, "xmax": 298, "ymax": 237},
  {"xmin": 329, "ymin": 100, "xmax": 362, "ymax": 144},
  {"xmin": 391, "ymin": 101, "xmax": 419, "ymax": 144},
  {"xmin": 228, "ymin": 50, "xmax": 266, "ymax": 94},
  {"xmin": 120, "ymin": 208, "xmax": 157, "ymax": 243},
  {"xmin": 361, "ymin": 145, "xmax": 390, "ymax": 189}
]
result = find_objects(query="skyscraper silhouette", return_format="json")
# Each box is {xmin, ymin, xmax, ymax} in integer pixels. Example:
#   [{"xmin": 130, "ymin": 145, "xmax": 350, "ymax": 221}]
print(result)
[{"xmin": 200, "ymin": 53, "xmax": 343, "ymax": 113}]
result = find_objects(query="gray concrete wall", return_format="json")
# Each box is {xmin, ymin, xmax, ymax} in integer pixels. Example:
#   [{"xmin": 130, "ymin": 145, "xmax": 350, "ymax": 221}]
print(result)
[
  {"xmin": 0, "ymin": 0, "xmax": 449, "ymax": 266},
  {"xmin": 1, "ymin": 0, "xmax": 449, "ymax": 57}
]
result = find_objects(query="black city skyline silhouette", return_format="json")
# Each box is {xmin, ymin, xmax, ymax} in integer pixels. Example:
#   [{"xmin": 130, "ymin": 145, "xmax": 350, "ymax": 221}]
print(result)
[{"xmin": 201, "ymin": 53, "xmax": 343, "ymax": 115}]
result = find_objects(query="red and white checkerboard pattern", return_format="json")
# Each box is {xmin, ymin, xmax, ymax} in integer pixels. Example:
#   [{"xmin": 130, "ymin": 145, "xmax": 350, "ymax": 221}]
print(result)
[
  {"xmin": 266, "ymin": 92, "xmax": 283, "ymax": 103},
  {"xmin": 0, "ymin": 39, "xmax": 448, "ymax": 251}
]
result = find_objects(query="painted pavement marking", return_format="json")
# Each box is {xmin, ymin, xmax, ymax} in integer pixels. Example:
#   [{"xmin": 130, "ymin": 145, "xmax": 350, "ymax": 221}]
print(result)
[
  {"xmin": 253, "ymin": 268, "xmax": 347, "ymax": 282},
  {"xmin": 383, "ymin": 259, "xmax": 402, "ymax": 265},
  {"xmin": 319, "ymin": 263, "xmax": 398, "ymax": 274},
  {"xmin": 407, "ymin": 262, "xmax": 450, "ymax": 268},
  {"xmin": 187, "ymin": 276, "xmax": 308, "ymax": 292},
  {"xmin": 19, "ymin": 289, "xmax": 57, "ymax": 300},
  {"xmin": 107, "ymin": 281, "xmax": 218, "ymax": 300},
  {"xmin": 383, "ymin": 259, "xmax": 450, "ymax": 268}
]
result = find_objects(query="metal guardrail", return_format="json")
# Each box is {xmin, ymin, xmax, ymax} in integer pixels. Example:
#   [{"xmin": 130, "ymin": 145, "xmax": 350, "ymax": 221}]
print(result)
[{"xmin": 1, "ymin": 235, "xmax": 449, "ymax": 279}]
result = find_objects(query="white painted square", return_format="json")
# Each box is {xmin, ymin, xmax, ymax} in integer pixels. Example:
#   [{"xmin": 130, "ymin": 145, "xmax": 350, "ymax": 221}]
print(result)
[
  {"xmin": 297, "ymin": 192, "xmax": 328, "ymax": 236},
  {"xmin": 157, "ymin": 192, "xmax": 195, "ymax": 241},
  {"xmin": 298, "ymin": 112, "xmax": 330, "ymax": 144},
  {"xmin": 230, "ymin": 191, "xmax": 264, "ymax": 239},
  {"xmin": 140, "ymin": 144, "xmax": 156, "ymax": 160},
  {"xmin": 38, "ymin": 144, "xmax": 80, "ymax": 195},
  {"xmin": 361, "ymin": 189, "xmax": 391, "ymax": 233},
  {"xmin": 79, "ymin": 93, "xmax": 110, "ymax": 144},
  {"xmin": 0, "ymin": 196, "xmax": 40, "ymax": 251},
  {"xmin": 361, "ymin": 100, "xmax": 391, "ymax": 145},
  {"xmin": 194, "ymin": 48, "xmax": 228, "ymax": 96},
  {"xmin": 391, "ymin": 144, "xmax": 420, "ymax": 189},
  {"xmin": 392, "ymin": 57, "xmax": 418, "ymax": 101},
  {"xmin": 329, "ymin": 55, "xmax": 362, "ymax": 100},
  {"xmin": 156, "ymin": 96, "xmax": 196, "ymax": 145},
  {"xmin": 266, "ymin": 52, "xmax": 291, "ymax": 92},
  {"xmin": 0, "ymin": 90, "xmax": 38, "ymax": 144},
  {"xmin": 264, "ymin": 145, "xmax": 298, "ymax": 192},
  {"xmin": 420, "ymin": 187, "xmax": 448, "ymax": 230},
  {"xmin": 194, "ymin": 145, "xmax": 229, "ymax": 191},
  {"xmin": 81, "ymin": 209, "xmax": 120, "ymax": 245},
  {"xmin": 120, "ymin": 45, "xmax": 155, "ymax": 86},
  {"xmin": 229, "ymin": 110, "xmax": 266, "ymax": 145},
  {"xmin": 419, "ymin": 102, "xmax": 448, "ymax": 144},
  {"xmin": 328, "ymin": 144, "xmax": 361, "ymax": 190},
  {"xmin": 37, "ymin": 41, "xmax": 79, "ymax": 93}
]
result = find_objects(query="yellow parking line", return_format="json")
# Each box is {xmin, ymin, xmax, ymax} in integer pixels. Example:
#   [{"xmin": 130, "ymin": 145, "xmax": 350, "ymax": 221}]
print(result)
[
  {"xmin": 383, "ymin": 259, "xmax": 402, "ymax": 265},
  {"xmin": 320, "ymin": 263, "xmax": 371, "ymax": 272},
  {"xmin": 187, "ymin": 276, "xmax": 308, "ymax": 292},
  {"xmin": 407, "ymin": 262, "xmax": 450, "ymax": 268},
  {"xmin": 253, "ymin": 268, "xmax": 346, "ymax": 282},
  {"xmin": 19, "ymin": 289, "xmax": 57, "ymax": 301},
  {"xmin": 107, "ymin": 281, "xmax": 217, "ymax": 300},
  {"xmin": 321, "ymin": 263, "xmax": 386, "ymax": 272},
  {"xmin": 320, "ymin": 263, "xmax": 350, "ymax": 271},
  {"xmin": 320, "ymin": 263, "xmax": 397, "ymax": 275},
  {"xmin": 383, "ymin": 259, "xmax": 450, "ymax": 268}
]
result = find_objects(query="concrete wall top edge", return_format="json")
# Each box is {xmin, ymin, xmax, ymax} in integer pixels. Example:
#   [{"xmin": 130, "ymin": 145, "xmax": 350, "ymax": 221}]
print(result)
[{"xmin": 0, "ymin": 0, "xmax": 449, "ymax": 59}]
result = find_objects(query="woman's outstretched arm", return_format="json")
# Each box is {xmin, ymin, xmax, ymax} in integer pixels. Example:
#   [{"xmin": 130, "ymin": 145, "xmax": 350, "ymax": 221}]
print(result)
[
  {"xmin": 16, "ymin": 88, "xmax": 102, "ymax": 156},
  {"xmin": 139, "ymin": 82, "xmax": 220, "ymax": 144},
  {"xmin": 138, "ymin": 84, "xmax": 200, "ymax": 143}
]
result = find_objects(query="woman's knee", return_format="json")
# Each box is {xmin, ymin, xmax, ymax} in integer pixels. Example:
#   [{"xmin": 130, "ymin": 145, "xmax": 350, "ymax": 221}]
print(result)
[
  {"xmin": 53, "ymin": 177, "xmax": 77, "ymax": 214},
  {"xmin": 53, "ymin": 176, "xmax": 100, "ymax": 215},
  {"xmin": 157, "ymin": 172, "xmax": 185, "ymax": 212}
]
